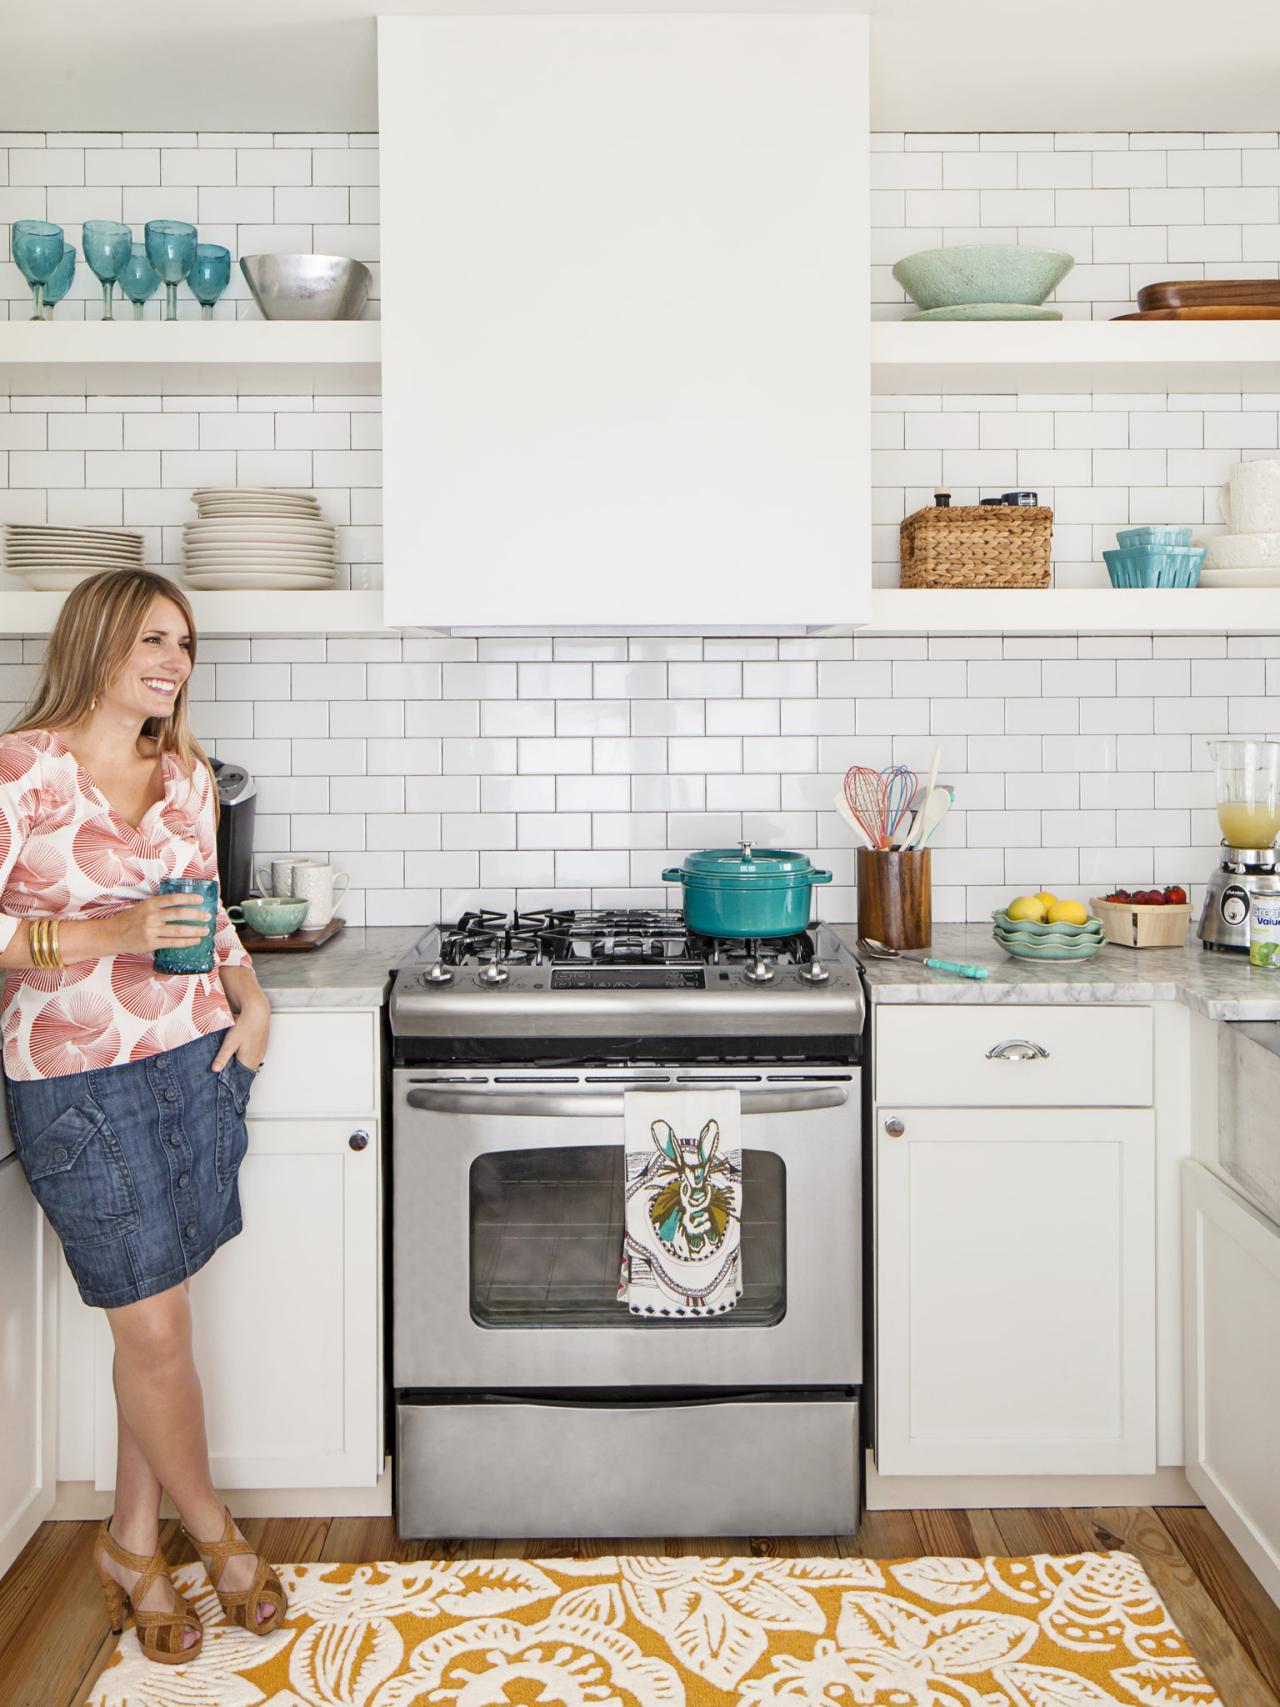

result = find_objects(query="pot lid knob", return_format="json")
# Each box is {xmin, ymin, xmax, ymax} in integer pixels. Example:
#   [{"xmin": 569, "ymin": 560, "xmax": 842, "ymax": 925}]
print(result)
[{"xmin": 739, "ymin": 839, "xmax": 755, "ymax": 862}]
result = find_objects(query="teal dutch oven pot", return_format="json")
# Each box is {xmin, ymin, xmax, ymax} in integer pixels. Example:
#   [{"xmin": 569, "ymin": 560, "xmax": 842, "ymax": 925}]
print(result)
[{"xmin": 662, "ymin": 841, "xmax": 833, "ymax": 938}]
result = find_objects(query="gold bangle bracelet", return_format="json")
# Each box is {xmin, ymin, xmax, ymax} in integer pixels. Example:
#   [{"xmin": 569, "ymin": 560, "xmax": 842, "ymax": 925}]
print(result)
[
  {"xmin": 28, "ymin": 920, "xmax": 46, "ymax": 969},
  {"xmin": 48, "ymin": 918, "xmax": 63, "ymax": 969},
  {"xmin": 38, "ymin": 919, "xmax": 52, "ymax": 969}
]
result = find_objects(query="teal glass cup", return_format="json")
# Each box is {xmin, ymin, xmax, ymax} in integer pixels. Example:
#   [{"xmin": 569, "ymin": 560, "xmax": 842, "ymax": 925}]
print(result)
[
  {"xmin": 188, "ymin": 243, "xmax": 231, "ymax": 318},
  {"xmin": 41, "ymin": 244, "xmax": 76, "ymax": 319},
  {"xmin": 12, "ymin": 220, "xmax": 65, "ymax": 320},
  {"xmin": 154, "ymin": 876, "xmax": 218, "ymax": 974},
  {"xmin": 83, "ymin": 220, "xmax": 133, "ymax": 321},
  {"xmin": 145, "ymin": 219, "xmax": 198, "ymax": 321},
  {"xmin": 120, "ymin": 242, "xmax": 160, "ymax": 319}
]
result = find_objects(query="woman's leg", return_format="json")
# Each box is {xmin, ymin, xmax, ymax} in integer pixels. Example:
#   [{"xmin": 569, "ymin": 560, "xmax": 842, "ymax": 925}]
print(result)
[{"xmin": 104, "ymin": 1279, "xmax": 275, "ymax": 1628}]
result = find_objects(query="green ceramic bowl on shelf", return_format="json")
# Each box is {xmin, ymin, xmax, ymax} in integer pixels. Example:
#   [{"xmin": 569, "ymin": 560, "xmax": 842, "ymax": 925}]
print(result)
[{"xmin": 893, "ymin": 244, "xmax": 1075, "ymax": 311}]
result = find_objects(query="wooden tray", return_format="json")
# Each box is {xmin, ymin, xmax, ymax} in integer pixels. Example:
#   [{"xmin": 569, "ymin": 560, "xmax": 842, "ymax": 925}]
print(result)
[
  {"xmin": 238, "ymin": 916, "xmax": 346, "ymax": 952},
  {"xmin": 1114, "ymin": 305, "xmax": 1280, "ymax": 320},
  {"xmin": 1137, "ymin": 278, "xmax": 1280, "ymax": 312}
]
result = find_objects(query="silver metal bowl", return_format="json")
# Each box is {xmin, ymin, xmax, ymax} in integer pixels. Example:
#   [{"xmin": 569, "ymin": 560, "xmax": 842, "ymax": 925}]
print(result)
[{"xmin": 239, "ymin": 253, "xmax": 372, "ymax": 321}]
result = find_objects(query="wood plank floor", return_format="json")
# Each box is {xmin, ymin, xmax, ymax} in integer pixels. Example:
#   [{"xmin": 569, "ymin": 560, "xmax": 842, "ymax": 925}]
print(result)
[{"xmin": 2, "ymin": 1506, "xmax": 1278, "ymax": 1707}]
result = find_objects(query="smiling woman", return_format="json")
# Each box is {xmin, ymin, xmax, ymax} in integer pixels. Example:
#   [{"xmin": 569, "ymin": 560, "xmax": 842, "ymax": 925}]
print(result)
[{"xmin": 0, "ymin": 568, "xmax": 287, "ymax": 1665}]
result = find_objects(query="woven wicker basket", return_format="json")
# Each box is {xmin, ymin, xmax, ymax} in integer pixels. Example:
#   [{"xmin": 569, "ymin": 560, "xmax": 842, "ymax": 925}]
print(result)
[{"xmin": 900, "ymin": 503, "xmax": 1053, "ymax": 589}]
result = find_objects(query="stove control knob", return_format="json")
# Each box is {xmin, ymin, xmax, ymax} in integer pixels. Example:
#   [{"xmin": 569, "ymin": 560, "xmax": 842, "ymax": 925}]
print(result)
[
  {"xmin": 479, "ymin": 961, "xmax": 510, "ymax": 985},
  {"xmin": 743, "ymin": 957, "xmax": 774, "ymax": 984},
  {"xmin": 425, "ymin": 961, "xmax": 453, "ymax": 984},
  {"xmin": 800, "ymin": 960, "xmax": 830, "ymax": 983}
]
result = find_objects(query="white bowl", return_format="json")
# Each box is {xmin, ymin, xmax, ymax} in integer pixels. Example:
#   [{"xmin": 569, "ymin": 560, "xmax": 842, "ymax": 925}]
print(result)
[{"xmin": 1205, "ymin": 531, "xmax": 1280, "ymax": 569}]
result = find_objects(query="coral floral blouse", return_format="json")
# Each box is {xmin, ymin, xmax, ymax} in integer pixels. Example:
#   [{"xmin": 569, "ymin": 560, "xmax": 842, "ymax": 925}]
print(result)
[{"xmin": 0, "ymin": 728, "xmax": 251, "ymax": 1082}]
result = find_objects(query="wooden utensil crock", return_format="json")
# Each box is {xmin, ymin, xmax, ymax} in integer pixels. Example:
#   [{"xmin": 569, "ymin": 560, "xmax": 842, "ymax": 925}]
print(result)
[{"xmin": 857, "ymin": 848, "xmax": 931, "ymax": 950}]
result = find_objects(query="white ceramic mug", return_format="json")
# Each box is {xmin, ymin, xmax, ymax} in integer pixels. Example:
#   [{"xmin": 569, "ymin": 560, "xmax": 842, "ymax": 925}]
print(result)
[
  {"xmin": 257, "ymin": 855, "xmax": 313, "ymax": 899},
  {"xmin": 291, "ymin": 862, "xmax": 350, "ymax": 929},
  {"xmin": 1219, "ymin": 458, "xmax": 1280, "ymax": 534}
]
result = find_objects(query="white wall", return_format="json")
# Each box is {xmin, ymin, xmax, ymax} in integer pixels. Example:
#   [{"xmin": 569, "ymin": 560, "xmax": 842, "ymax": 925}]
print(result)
[{"xmin": 2, "ymin": 129, "xmax": 1279, "ymax": 925}]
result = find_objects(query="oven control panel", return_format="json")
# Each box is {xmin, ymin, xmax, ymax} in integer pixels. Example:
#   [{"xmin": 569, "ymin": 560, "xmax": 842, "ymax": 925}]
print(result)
[{"xmin": 551, "ymin": 968, "xmax": 706, "ymax": 989}]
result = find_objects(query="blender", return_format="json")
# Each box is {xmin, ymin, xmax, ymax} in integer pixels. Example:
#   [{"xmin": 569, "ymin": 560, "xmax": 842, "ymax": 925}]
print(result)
[{"xmin": 1198, "ymin": 740, "xmax": 1280, "ymax": 950}]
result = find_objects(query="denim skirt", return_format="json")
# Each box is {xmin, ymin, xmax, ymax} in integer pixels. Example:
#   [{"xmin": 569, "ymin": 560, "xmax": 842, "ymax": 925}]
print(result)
[{"xmin": 4, "ymin": 1029, "xmax": 254, "ymax": 1309}]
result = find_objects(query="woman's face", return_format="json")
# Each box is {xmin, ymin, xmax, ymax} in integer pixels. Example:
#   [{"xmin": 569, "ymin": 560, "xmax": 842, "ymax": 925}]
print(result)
[{"xmin": 104, "ymin": 596, "xmax": 194, "ymax": 724}]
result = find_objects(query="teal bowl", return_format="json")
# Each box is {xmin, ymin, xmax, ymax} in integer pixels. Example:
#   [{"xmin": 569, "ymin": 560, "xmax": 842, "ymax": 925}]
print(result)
[
  {"xmin": 995, "ymin": 932, "xmax": 1105, "ymax": 962},
  {"xmin": 892, "ymin": 244, "xmax": 1075, "ymax": 311},
  {"xmin": 991, "ymin": 909, "xmax": 1105, "ymax": 940},
  {"xmin": 1115, "ymin": 526, "xmax": 1192, "ymax": 549},
  {"xmin": 1103, "ymin": 546, "xmax": 1204, "ymax": 589}
]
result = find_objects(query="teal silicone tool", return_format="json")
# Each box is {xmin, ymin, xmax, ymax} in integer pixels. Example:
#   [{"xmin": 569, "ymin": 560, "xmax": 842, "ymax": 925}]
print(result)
[{"xmin": 920, "ymin": 956, "xmax": 989, "ymax": 979}]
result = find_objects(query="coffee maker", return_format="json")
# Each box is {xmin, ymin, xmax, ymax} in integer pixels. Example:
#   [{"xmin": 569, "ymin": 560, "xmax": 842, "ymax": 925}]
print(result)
[
  {"xmin": 210, "ymin": 758, "xmax": 256, "ymax": 907},
  {"xmin": 1198, "ymin": 741, "xmax": 1280, "ymax": 951}
]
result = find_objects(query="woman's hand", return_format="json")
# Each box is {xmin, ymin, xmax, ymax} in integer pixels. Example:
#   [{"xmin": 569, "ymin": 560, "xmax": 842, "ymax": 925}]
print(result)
[
  {"xmin": 211, "ymin": 988, "xmax": 270, "ymax": 1074},
  {"xmin": 103, "ymin": 894, "xmax": 213, "ymax": 957}
]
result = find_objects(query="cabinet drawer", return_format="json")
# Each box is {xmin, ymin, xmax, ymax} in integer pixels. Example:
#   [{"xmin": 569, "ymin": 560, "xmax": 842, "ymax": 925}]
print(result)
[
  {"xmin": 251, "ymin": 1010, "xmax": 379, "ymax": 1117},
  {"xmin": 876, "ymin": 1004, "xmax": 1152, "ymax": 1107}
]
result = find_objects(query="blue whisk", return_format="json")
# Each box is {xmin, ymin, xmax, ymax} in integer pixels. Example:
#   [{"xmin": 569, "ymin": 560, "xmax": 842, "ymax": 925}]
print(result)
[{"xmin": 880, "ymin": 765, "xmax": 918, "ymax": 848}]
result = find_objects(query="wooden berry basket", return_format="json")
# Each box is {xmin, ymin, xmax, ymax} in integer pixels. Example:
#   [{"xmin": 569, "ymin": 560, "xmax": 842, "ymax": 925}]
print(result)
[{"xmin": 1089, "ymin": 898, "xmax": 1193, "ymax": 949}]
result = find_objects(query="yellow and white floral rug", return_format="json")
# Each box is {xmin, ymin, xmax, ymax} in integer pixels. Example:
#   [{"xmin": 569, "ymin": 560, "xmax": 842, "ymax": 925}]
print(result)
[{"xmin": 85, "ymin": 1551, "xmax": 1222, "ymax": 1706}]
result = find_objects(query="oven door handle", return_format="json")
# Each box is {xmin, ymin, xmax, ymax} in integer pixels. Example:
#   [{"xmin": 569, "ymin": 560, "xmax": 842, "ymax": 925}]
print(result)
[{"xmin": 405, "ymin": 1086, "xmax": 849, "ymax": 1118}]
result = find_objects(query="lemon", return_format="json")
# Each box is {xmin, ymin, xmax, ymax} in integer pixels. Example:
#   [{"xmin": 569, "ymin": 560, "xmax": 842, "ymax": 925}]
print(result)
[
  {"xmin": 1048, "ymin": 899, "xmax": 1089, "ymax": 926},
  {"xmin": 1007, "ymin": 896, "xmax": 1048, "ymax": 923},
  {"xmin": 1034, "ymin": 891, "xmax": 1058, "ymax": 910}
]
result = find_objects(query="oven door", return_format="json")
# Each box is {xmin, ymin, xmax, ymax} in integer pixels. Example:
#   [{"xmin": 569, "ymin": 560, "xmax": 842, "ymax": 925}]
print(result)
[{"xmin": 392, "ymin": 1064, "xmax": 860, "ymax": 1390}]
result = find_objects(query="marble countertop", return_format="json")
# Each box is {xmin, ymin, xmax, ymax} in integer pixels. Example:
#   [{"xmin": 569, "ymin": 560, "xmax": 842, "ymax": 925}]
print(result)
[
  {"xmin": 246, "ymin": 918, "xmax": 1280, "ymax": 1024},
  {"xmin": 841, "ymin": 923, "xmax": 1280, "ymax": 1021},
  {"xmin": 249, "ymin": 925, "xmax": 422, "ymax": 1009}
]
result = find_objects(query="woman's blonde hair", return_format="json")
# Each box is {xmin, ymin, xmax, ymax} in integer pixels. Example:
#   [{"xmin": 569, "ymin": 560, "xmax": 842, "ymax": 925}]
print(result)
[{"xmin": 8, "ymin": 569, "xmax": 211, "ymax": 796}]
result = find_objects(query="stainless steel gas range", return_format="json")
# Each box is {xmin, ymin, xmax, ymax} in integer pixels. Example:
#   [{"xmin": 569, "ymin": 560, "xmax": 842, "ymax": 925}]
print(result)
[{"xmin": 389, "ymin": 908, "xmax": 866, "ymax": 1538}]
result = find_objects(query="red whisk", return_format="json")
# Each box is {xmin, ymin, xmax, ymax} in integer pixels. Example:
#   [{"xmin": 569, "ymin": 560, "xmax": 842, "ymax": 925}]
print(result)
[{"xmin": 844, "ymin": 765, "xmax": 891, "ymax": 850}]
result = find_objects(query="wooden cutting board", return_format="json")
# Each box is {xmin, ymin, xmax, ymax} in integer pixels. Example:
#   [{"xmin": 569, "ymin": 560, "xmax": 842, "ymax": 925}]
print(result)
[
  {"xmin": 1136, "ymin": 278, "xmax": 1280, "ymax": 311},
  {"xmin": 238, "ymin": 917, "xmax": 346, "ymax": 952},
  {"xmin": 1114, "ymin": 305, "xmax": 1280, "ymax": 320}
]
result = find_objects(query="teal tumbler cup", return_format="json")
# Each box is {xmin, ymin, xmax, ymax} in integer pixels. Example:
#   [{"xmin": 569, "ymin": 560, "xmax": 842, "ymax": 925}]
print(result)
[{"xmin": 154, "ymin": 876, "xmax": 218, "ymax": 974}]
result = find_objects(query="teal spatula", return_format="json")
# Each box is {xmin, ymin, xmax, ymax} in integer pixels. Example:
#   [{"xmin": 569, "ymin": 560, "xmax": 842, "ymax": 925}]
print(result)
[{"xmin": 858, "ymin": 937, "xmax": 989, "ymax": 979}]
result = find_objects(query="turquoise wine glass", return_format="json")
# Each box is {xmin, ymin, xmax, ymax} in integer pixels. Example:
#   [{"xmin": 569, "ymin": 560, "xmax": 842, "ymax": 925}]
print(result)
[
  {"xmin": 83, "ymin": 220, "xmax": 132, "ymax": 321},
  {"xmin": 11, "ymin": 220, "xmax": 64, "ymax": 320},
  {"xmin": 119, "ymin": 242, "xmax": 160, "ymax": 319},
  {"xmin": 188, "ymin": 243, "xmax": 231, "ymax": 319},
  {"xmin": 144, "ymin": 219, "xmax": 197, "ymax": 321},
  {"xmin": 41, "ymin": 244, "xmax": 76, "ymax": 320}
]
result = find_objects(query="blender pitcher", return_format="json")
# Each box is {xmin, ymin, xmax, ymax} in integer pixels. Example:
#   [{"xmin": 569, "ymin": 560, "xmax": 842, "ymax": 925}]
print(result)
[{"xmin": 1212, "ymin": 741, "xmax": 1280, "ymax": 850}]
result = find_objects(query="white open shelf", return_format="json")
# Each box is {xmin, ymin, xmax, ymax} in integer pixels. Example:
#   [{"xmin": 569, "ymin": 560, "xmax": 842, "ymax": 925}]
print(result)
[
  {"xmin": 872, "ymin": 320, "xmax": 1280, "ymax": 396},
  {"xmin": 0, "ymin": 588, "xmax": 383, "ymax": 636},
  {"xmin": 868, "ymin": 587, "xmax": 1280, "ymax": 635},
  {"xmin": 0, "ymin": 320, "xmax": 381, "ymax": 393}
]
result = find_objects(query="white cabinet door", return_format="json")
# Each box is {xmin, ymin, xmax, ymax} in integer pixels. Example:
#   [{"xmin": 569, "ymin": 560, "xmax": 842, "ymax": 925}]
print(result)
[
  {"xmin": 876, "ymin": 1107, "xmax": 1157, "ymax": 1476},
  {"xmin": 94, "ymin": 1118, "xmax": 381, "ymax": 1491},
  {"xmin": 1183, "ymin": 1161, "xmax": 1280, "ymax": 1606},
  {"xmin": 378, "ymin": 13, "xmax": 869, "ymax": 631},
  {"xmin": 0, "ymin": 1153, "xmax": 57, "ymax": 1578}
]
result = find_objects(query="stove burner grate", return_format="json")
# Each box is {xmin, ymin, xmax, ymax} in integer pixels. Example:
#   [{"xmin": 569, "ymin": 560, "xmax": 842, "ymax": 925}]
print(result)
[{"xmin": 434, "ymin": 907, "xmax": 822, "ymax": 969}]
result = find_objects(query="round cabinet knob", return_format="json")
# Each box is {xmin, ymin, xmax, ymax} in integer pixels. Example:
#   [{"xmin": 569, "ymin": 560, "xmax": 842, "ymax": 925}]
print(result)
[
  {"xmin": 884, "ymin": 1118, "xmax": 905, "ymax": 1138},
  {"xmin": 348, "ymin": 1129, "xmax": 370, "ymax": 1151}
]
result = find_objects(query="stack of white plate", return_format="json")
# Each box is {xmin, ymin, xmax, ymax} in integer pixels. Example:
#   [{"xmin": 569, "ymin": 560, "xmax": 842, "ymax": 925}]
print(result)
[
  {"xmin": 182, "ymin": 489, "xmax": 337, "ymax": 591},
  {"xmin": 3, "ymin": 525, "xmax": 144, "ymax": 591}
]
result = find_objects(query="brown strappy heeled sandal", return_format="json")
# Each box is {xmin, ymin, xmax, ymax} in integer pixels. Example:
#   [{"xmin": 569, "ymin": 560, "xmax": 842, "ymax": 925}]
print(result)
[
  {"xmin": 182, "ymin": 1506, "xmax": 287, "ymax": 1634},
  {"xmin": 93, "ymin": 1520, "xmax": 204, "ymax": 1665}
]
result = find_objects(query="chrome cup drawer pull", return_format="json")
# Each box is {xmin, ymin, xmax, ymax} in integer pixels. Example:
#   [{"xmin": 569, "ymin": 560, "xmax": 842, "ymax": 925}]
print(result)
[{"xmin": 985, "ymin": 1039, "xmax": 1050, "ymax": 1062}]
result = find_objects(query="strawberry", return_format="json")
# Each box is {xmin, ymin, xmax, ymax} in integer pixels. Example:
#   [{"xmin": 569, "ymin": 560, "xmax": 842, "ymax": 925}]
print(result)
[
  {"xmin": 1164, "ymin": 885, "xmax": 1187, "ymax": 904},
  {"xmin": 1108, "ymin": 889, "xmax": 1131, "ymax": 902}
]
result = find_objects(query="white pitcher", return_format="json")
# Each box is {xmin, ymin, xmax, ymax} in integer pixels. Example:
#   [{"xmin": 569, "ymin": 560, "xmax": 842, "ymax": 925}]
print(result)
[
  {"xmin": 292, "ymin": 861, "xmax": 350, "ymax": 929},
  {"xmin": 1219, "ymin": 458, "xmax": 1280, "ymax": 534}
]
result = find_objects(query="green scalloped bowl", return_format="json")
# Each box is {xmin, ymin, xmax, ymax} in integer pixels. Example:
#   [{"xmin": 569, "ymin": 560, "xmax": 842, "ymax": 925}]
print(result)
[
  {"xmin": 994, "ymin": 931, "xmax": 1105, "ymax": 962},
  {"xmin": 991, "ymin": 909, "xmax": 1105, "ymax": 940}
]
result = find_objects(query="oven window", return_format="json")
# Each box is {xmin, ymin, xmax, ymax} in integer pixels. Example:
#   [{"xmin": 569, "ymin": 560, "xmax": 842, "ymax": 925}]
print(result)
[{"xmin": 470, "ymin": 1147, "xmax": 785, "ymax": 1328}]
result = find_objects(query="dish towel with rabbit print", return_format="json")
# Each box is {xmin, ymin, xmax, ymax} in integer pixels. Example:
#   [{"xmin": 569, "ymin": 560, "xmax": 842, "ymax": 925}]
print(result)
[{"xmin": 619, "ymin": 1086, "xmax": 743, "ymax": 1316}]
